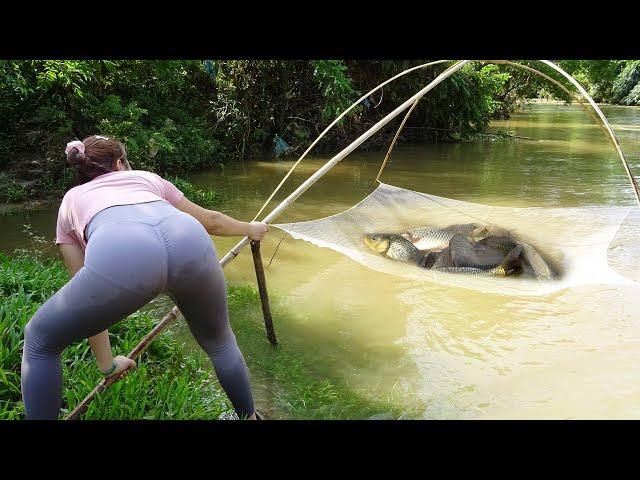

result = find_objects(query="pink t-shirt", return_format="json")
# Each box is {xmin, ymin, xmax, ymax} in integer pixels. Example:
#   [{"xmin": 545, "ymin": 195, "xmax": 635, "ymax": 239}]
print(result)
[{"xmin": 56, "ymin": 170, "xmax": 184, "ymax": 249}]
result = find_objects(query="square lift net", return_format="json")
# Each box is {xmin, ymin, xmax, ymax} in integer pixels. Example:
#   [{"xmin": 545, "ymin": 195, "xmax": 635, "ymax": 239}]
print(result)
[{"xmin": 274, "ymin": 182, "xmax": 640, "ymax": 296}]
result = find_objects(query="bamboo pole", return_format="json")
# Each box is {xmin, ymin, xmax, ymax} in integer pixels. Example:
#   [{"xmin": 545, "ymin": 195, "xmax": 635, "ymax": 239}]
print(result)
[
  {"xmin": 538, "ymin": 60, "xmax": 640, "ymax": 207},
  {"xmin": 250, "ymin": 241, "xmax": 278, "ymax": 345},
  {"xmin": 66, "ymin": 307, "xmax": 181, "ymax": 420},
  {"xmin": 376, "ymin": 89, "xmax": 425, "ymax": 182},
  {"xmin": 250, "ymin": 59, "xmax": 453, "ymax": 222}
]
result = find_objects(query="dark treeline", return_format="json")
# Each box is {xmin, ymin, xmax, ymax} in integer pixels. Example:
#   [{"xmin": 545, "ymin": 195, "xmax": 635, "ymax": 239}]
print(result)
[{"xmin": 1, "ymin": 60, "xmax": 638, "ymax": 203}]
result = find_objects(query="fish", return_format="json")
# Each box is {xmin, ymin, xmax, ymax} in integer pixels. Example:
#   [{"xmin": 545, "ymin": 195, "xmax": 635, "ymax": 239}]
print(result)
[
  {"xmin": 470, "ymin": 235, "xmax": 555, "ymax": 279},
  {"xmin": 401, "ymin": 223, "xmax": 487, "ymax": 251},
  {"xmin": 521, "ymin": 243, "xmax": 554, "ymax": 280},
  {"xmin": 365, "ymin": 228, "xmax": 552, "ymax": 280},
  {"xmin": 363, "ymin": 233, "xmax": 425, "ymax": 265},
  {"xmin": 420, "ymin": 233, "xmax": 507, "ymax": 270},
  {"xmin": 476, "ymin": 235, "xmax": 519, "ymax": 256},
  {"xmin": 433, "ymin": 244, "xmax": 523, "ymax": 277}
]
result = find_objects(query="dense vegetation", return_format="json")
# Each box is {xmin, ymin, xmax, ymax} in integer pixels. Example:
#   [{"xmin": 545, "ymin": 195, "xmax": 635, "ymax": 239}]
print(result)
[
  {"xmin": 0, "ymin": 60, "xmax": 637, "ymax": 203},
  {"xmin": 558, "ymin": 60, "xmax": 640, "ymax": 105}
]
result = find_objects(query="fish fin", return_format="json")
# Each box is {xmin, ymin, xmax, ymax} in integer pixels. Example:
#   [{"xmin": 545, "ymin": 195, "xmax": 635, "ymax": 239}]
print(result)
[
  {"xmin": 498, "ymin": 245, "xmax": 523, "ymax": 275},
  {"xmin": 419, "ymin": 251, "xmax": 437, "ymax": 269},
  {"xmin": 449, "ymin": 234, "xmax": 505, "ymax": 268},
  {"xmin": 521, "ymin": 244, "xmax": 553, "ymax": 280},
  {"xmin": 448, "ymin": 234, "xmax": 478, "ymax": 267}
]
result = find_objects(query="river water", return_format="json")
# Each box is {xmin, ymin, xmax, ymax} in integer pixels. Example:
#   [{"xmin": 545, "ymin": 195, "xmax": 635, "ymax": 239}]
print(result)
[{"xmin": 3, "ymin": 102, "xmax": 640, "ymax": 418}]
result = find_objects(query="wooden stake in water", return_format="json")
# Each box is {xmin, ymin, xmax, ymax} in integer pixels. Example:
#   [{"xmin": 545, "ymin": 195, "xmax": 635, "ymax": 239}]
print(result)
[{"xmin": 250, "ymin": 240, "xmax": 278, "ymax": 346}]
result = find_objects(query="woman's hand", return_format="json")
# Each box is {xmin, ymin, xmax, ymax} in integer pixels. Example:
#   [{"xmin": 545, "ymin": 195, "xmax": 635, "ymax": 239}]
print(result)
[
  {"xmin": 105, "ymin": 355, "xmax": 137, "ymax": 379},
  {"xmin": 247, "ymin": 221, "xmax": 269, "ymax": 242}
]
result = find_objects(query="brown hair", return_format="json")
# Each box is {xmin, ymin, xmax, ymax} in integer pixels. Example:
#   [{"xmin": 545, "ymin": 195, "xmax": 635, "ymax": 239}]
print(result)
[{"xmin": 66, "ymin": 135, "xmax": 130, "ymax": 184}]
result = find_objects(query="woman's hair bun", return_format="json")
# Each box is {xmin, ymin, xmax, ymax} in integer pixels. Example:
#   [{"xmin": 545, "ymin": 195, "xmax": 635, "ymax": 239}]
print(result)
[
  {"xmin": 65, "ymin": 135, "xmax": 127, "ymax": 185},
  {"xmin": 67, "ymin": 147, "xmax": 90, "ymax": 166}
]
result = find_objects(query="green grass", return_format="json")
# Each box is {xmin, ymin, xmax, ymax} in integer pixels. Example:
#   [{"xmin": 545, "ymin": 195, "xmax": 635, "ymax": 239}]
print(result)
[{"xmin": 1, "ymin": 246, "xmax": 409, "ymax": 420}]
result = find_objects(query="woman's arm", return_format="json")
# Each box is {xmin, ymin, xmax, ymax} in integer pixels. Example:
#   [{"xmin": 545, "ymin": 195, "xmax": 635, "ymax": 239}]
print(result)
[
  {"xmin": 59, "ymin": 243, "xmax": 85, "ymax": 276},
  {"xmin": 175, "ymin": 197, "xmax": 269, "ymax": 240},
  {"xmin": 58, "ymin": 244, "xmax": 134, "ymax": 376}
]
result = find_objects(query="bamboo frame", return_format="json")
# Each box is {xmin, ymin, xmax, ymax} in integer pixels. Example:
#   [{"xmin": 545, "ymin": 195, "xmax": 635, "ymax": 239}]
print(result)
[
  {"xmin": 375, "ymin": 60, "xmax": 640, "ymax": 207},
  {"xmin": 67, "ymin": 59, "xmax": 638, "ymax": 420},
  {"xmin": 250, "ymin": 60, "xmax": 453, "ymax": 222}
]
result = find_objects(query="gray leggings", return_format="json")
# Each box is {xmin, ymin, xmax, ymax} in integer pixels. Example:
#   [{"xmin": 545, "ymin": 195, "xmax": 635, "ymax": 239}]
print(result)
[{"xmin": 21, "ymin": 200, "xmax": 254, "ymax": 419}]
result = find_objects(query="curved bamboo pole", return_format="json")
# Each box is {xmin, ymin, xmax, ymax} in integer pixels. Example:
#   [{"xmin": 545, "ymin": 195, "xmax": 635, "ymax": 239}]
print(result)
[
  {"xmin": 375, "ymin": 60, "xmax": 639, "ymax": 207},
  {"xmin": 374, "ymin": 62, "xmax": 466, "ymax": 183},
  {"xmin": 66, "ymin": 60, "xmax": 469, "ymax": 420},
  {"xmin": 250, "ymin": 60, "xmax": 453, "ymax": 222},
  {"xmin": 376, "ymin": 59, "xmax": 605, "ymax": 182},
  {"xmin": 538, "ymin": 60, "xmax": 640, "ymax": 206},
  {"xmin": 486, "ymin": 60, "xmax": 608, "ymax": 138},
  {"xmin": 375, "ymin": 96, "xmax": 424, "ymax": 183}
]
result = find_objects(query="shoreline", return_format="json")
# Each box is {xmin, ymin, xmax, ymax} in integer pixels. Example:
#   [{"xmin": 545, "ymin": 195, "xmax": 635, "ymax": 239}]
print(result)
[{"xmin": 1, "ymin": 251, "xmax": 408, "ymax": 420}]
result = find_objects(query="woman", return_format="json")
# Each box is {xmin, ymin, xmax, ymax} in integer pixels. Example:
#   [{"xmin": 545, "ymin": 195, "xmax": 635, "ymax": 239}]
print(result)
[{"xmin": 21, "ymin": 135, "xmax": 268, "ymax": 420}]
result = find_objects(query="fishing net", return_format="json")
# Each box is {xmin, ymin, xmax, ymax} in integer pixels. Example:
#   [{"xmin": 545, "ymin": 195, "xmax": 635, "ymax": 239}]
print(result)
[{"xmin": 274, "ymin": 182, "xmax": 639, "ymax": 296}]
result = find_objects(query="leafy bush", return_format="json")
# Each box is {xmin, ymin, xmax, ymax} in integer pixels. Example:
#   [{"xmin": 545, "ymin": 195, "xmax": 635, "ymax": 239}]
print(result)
[
  {"xmin": 167, "ymin": 176, "xmax": 221, "ymax": 208},
  {"xmin": 311, "ymin": 60, "xmax": 360, "ymax": 121},
  {"xmin": 0, "ymin": 179, "xmax": 28, "ymax": 203},
  {"xmin": 621, "ymin": 82, "xmax": 640, "ymax": 106},
  {"xmin": 612, "ymin": 61, "xmax": 640, "ymax": 105}
]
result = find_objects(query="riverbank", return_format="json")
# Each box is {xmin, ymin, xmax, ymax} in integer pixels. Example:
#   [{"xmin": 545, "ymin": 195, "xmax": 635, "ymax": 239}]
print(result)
[
  {"xmin": 0, "ymin": 249, "xmax": 408, "ymax": 419},
  {"xmin": 0, "ymin": 176, "xmax": 224, "ymax": 216},
  {"xmin": 0, "ymin": 129, "xmax": 532, "ymax": 210}
]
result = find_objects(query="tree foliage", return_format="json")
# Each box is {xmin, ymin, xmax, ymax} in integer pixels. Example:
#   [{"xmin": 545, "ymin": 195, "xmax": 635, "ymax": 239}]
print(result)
[
  {"xmin": 610, "ymin": 61, "xmax": 640, "ymax": 105},
  {"xmin": 558, "ymin": 60, "xmax": 633, "ymax": 103},
  {"xmin": 1, "ymin": 59, "xmax": 636, "ymax": 203}
]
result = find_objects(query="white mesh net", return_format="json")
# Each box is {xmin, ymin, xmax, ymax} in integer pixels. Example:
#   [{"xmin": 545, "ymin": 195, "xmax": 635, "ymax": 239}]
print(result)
[{"xmin": 274, "ymin": 182, "xmax": 639, "ymax": 296}]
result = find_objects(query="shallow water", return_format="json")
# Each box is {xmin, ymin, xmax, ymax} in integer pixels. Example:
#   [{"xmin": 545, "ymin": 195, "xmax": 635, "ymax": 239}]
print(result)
[{"xmin": 3, "ymin": 102, "xmax": 640, "ymax": 418}]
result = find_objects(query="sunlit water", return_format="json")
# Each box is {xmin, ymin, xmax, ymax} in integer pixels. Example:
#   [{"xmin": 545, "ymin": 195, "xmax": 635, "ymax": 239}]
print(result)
[{"xmin": 3, "ymin": 103, "xmax": 640, "ymax": 418}]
